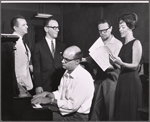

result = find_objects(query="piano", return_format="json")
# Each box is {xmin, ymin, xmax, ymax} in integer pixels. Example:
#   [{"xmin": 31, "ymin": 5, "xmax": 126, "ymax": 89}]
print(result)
[{"xmin": 1, "ymin": 34, "xmax": 52, "ymax": 120}]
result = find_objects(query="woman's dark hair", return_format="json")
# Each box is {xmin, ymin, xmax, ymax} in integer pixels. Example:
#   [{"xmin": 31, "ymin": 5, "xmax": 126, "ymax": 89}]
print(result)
[
  {"xmin": 10, "ymin": 15, "xmax": 25, "ymax": 30},
  {"xmin": 118, "ymin": 13, "xmax": 138, "ymax": 30}
]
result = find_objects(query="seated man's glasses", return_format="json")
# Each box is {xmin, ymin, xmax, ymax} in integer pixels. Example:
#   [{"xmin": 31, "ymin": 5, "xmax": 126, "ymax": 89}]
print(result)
[
  {"xmin": 60, "ymin": 53, "xmax": 78, "ymax": 64},
  {"xmin": 98, "ymin": 27, "xmax": 110, "ymax": 34},
  {"xmin": 46, "ymin": 26, "xmax": 59, "ymax": 30}
]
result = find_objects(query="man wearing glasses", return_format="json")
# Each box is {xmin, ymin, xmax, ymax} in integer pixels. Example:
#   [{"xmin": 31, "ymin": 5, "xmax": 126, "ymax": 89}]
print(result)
[
  {"xmin": 89, "ymin": 19, "xmax": 122, "ymax": 121},
  {"xmin": 33, "ymin": 17, "xmax": 66, "ymax": 94},
  {"xmin": 31, "ymin": 45, "xmax": 95, "ymax": 121}
]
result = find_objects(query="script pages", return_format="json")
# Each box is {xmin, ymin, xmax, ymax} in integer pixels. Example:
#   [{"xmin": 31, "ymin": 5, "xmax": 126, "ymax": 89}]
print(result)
[{"xmin": 89, "ymin": 37, "xmax": 113, "ymax": 71}]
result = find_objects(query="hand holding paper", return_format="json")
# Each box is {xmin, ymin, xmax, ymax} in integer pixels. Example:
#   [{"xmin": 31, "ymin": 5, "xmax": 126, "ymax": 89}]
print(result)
[
  {"xmin": 88, "ymin": 37, "xmax": 113, "ymax": 71},
  {"xmin": 109, "ymin": 54, "xmax": 116, "ymax": 62}
]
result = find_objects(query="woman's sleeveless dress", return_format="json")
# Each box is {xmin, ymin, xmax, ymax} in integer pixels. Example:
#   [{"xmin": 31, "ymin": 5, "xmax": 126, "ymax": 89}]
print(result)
[{"xmin": 114, "ymin": 39, "xmax": 142, "ymax": 120}]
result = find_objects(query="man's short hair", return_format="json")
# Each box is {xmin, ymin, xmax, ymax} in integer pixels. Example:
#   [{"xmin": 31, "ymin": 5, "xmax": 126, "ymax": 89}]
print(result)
[
  {"xmin": 74, "ymin": 51, "xmax": 83, "ymax": 61},
  {"xmin": 43, "ymin": 17, "xmax": 57, "ymax": 27},
  {"xmin": 10, "ymin": 15, "xmax": 25, "ymax": 30},
  {"xmin": 98, "ymin": 19, "xmax": 112, "ymax": 28}
]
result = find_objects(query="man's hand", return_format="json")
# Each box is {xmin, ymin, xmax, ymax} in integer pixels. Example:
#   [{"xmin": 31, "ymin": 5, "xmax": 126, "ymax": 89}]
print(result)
[
  {"xmin": 31, "ymin": 97, "xmax": 51, "ymax": 104},
  {"xmin": 46, "ymin": 92, "xmax": 55, "ymax": 98},
  {"xmin": 33, "ymin": 91, "xmax": 49, "ymax": 99},
  {"xmin": 35, "ymin": 87, "xmax": 43, "ymax": 94}
]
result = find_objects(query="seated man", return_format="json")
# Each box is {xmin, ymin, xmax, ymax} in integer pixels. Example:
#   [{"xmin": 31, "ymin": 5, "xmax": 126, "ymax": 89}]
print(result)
[{"xmin": 31, "ymin": 45, "xmax": 95, "ymax": 121}]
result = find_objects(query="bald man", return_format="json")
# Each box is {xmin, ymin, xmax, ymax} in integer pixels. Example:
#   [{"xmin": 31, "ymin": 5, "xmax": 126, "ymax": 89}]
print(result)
[{"xmin": 31, "ymin": 46, "xmax": 95, "ymax": 121}]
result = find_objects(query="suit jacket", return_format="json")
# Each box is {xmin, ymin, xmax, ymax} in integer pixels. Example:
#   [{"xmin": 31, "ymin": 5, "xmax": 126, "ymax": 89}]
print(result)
[{"xmin": 33, "ymin": 38, "xmax": 66, "ymax": 92}]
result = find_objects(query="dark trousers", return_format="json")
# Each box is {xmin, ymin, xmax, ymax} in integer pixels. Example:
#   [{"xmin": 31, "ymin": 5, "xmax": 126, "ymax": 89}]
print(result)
[
  {"xmin": 89, "ymin": 82, "xmax": 107, "ymax": 120},
  {"xmin": 53, "ymin": 112, "xmax": 89, "ymax": 121},
  {"xmin": 89, "ymin": 68, "xmax": 120, "ymax": 121}
]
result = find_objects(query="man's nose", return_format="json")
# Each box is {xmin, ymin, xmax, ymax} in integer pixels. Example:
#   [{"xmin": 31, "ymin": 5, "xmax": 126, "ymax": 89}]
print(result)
[
  {"xmin": 61, "ymin": 59, "xmax": 65, "ymax": 63},
  {"xmin": 56, "ymin": 28, "xmax": 59, "ymax": 32}
]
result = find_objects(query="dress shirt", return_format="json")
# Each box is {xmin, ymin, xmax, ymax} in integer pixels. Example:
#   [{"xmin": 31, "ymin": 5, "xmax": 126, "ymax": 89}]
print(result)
[
  {"xmin": 104, "ymin": 35, "xmax": 122, "ymax": 56},
  {"xmin": 45, "ymin": 37, "xmax": 56, "ymax": 54},
  {"xmin": 53, "ymin": 65, "xmax": 95, "ymax": 115},
  {"xmin": 13, "ymin": 32, "xmax": 33, "ymax": 90}
]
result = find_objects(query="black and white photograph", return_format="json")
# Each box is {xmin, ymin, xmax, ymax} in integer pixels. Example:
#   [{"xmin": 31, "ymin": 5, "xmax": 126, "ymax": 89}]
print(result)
[{"xmin": 1, "ymin": 1, "xmax": 149, "ymax": 121}]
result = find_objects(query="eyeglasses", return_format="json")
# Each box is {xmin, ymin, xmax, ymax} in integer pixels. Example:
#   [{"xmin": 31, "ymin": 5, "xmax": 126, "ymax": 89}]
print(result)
[
  {"xmin": 98, "ymin": 27, "xmax": 110, "ymax": 34},
  {"xmin": 61, "ymin": 56, "xmax": 77, "ymax": 63},
  {"xmin": 60, "ymin": 53, "xmax": 78, "ymax": 64},
  {"xmin": 46, "ymin": 26, "xmax": 59, "ymax": 30}
]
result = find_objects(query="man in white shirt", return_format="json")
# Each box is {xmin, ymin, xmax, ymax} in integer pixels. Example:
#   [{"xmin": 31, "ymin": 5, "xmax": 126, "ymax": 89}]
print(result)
[
  {"xmin": 31, "ymin": 45, "xmax": 95, "ymax": 121},
  {"xmin": 11, "ymin": 15, "xmax": 33, "ymax": 92},
  {"xmin": 89, "ymin": 19, "xmax": 122, "ymax": 121}
]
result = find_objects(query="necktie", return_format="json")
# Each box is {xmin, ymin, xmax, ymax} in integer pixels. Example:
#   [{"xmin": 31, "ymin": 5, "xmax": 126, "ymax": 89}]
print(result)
[
  {"xmin": 51, "ymin": 40, "xmax": 55, "ymax": 58},
  {"xmin": 22, "ymin": 38, "xmax": 29, "ymax": 58},
  {"xmin": 24, "ymin": 43, "xmax": 29, "ymax": 57}
]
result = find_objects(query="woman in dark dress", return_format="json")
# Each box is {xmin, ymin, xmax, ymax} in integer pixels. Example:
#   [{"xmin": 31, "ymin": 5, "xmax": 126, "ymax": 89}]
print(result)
[{"xmin": 109, "ymin": 13, "xmax": 143, "ymax": 120}]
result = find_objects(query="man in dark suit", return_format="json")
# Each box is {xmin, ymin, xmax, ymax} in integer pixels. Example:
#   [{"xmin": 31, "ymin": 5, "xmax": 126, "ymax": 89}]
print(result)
[{"xmin": 33, "ymin": 17, "xmax": 66, "ymax": 94}]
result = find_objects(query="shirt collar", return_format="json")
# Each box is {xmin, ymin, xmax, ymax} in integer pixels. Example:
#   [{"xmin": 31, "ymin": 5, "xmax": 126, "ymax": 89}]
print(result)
[
  {"xmin": 110, "ymin": 35, "xmax": 115, "ymax": 43},
  {"xmin": 45, "ymin": 36, "xmax": 55, "ymax": 43},
  {"xmin": 64, "ymin": 65, "xmax": 82, "ymax": 79},
  {"xmin": 104, "ymin": 35, "xmax": 115, "ymax": 44},
  {"xmin": 13, "ymin": 32, "xmax": 22, "ymax": 39}
]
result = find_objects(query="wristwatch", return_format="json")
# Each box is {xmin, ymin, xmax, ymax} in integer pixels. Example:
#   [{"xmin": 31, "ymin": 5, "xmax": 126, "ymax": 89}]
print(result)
[{"xmin": 50, "ymin": 98, "xmax": 55, "ymax": 104}]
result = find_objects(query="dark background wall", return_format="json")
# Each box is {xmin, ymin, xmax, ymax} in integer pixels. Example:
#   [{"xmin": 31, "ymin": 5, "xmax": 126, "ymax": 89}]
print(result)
[
  {"xmin": 63, "ymin": 3, "xmax": 149, "ymax": 63},
  {"xmin": 1, "ymin": 2, "xmax": 149, "ymax": 63}
]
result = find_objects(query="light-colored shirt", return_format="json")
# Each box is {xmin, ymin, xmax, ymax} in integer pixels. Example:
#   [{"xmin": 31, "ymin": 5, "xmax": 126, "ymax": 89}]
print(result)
[
  {"xmin": 104, "ymin": 35, "xmax": 122, "ymax": 56},
  {"xmin": 45, "ymin": 37, "xmax": 56, "ymax": 53},
  {"xmin": 13, "ymin": 32, "xmax": 33, "ymax": 90},
  {"xmin": 53, "ymin": 65, "xmax": 95, "ymax": 115}
]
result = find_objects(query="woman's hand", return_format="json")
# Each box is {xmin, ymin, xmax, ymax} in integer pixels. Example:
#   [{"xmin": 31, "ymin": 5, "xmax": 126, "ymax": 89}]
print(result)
[
  {"xmin": 109, "ymin": 54, "xmax": 123, "ymax": 66},
  {"xmin": 114, "ymin": 57, "xmax": 123, "ymax": 66}
]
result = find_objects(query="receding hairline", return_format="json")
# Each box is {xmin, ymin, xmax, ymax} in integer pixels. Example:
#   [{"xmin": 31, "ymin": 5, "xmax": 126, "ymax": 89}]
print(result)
[{"xmin": 64, "ymin": 46, "xmax": 83, "ymax": 59}]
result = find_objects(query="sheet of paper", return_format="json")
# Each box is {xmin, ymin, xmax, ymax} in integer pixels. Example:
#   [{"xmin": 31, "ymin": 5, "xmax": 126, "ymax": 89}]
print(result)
[
  {"xmin": 32, "ymin": 104, "xmax": 43, "ymax": 108},
  {"xmin": 89, "ymin": 46, "xmax": 112, "ymax": 71},
  {"xmin": 89, "ymin": 37, "xmax": 104, "ymax": 52}
]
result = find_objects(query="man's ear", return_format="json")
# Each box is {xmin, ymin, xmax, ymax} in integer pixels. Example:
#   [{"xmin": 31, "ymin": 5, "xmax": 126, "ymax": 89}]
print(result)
[
  {"xmin": 14, "ymin": 26, "xmax": 17, "ymax": 31},
  {"xmin": 110, "ymin": 26, "xmax": 113, "ymax": 32},
  {"xmin": 75, "ymin": 59, "xmax": 80, "ymax": 64},
  {"xmin": 44, "ymin": 26, "xmax": 48, "ymax": 32}
]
